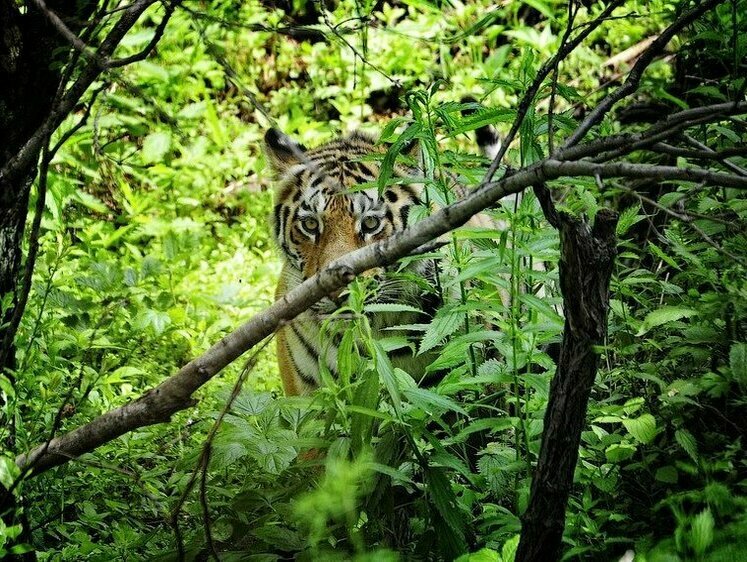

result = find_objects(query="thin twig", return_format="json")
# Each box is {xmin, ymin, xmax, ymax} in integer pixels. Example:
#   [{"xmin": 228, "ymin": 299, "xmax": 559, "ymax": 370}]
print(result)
[
  {"xmin": 190, "ymin": 19, "xmax": 277, "ymax": 128},
  {"xmin": 31, "ymin": 0, "xmax": 99, "ymax": 61},
  {"xmin": 548, "ymin": 1, "xmax": 579, "ymax": 155},
  {"xmin": 481, "ymin": 0, "xmax": 627, "ymax": 183},
  {"xmin": 619, "ymin": 185, "xmax": 746, "ymax": 265},
  {"xmin": 563, "ymin": 0, "xmax": 728, "ymax": 148},
  {"xmin": 171, "ymin": 339, "xmax": 272, "ymax": 561},
  {"xmin": 650, "ymin": 142, "xmax": 747, "ymax": 161},
  {"xmin": 313, "ymin": 0, "xmax": 399, "ymax": 86},
  {"xmin": 681, "ymin": 133, "xmax": 747, "ymax": 177},
  {"xmin": 108, "ymin": 1, "xmax": 178, "ymax": 67},
  {"xmin": 179, "ymin": 3, "xmax": 328, "ymax": 42},
  {"xmin": 538, "ymin": 158, "xmax": 747, "ymax": 190}
]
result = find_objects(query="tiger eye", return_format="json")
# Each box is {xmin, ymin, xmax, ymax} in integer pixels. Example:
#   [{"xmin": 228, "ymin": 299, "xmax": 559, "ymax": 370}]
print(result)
[
  {"xmin": 301, "ymin": 217, "xmax": 319, "ymax": 233},
  {"xmin": 362, "ymin": 216, "xmax": 381, "ymax": 232}
]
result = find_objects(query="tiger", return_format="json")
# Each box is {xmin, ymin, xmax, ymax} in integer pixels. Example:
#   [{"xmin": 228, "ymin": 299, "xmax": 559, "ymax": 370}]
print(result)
[{"xmin": 265, "ymin": 123, "xmax": 506, "ymax": 396}]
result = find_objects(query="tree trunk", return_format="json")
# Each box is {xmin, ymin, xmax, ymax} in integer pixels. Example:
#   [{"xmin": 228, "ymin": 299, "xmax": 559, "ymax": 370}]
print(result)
[
  {"xmin": 1, "ymin": 0, "xmax": 90, "ymax": 367},
  {"xmin": 0, "ymin": 2, "xmax": 96, "ymax": 558},
  {"xmin": 516, "ymin": 208, "xmax": 618, "ymax": 562}
]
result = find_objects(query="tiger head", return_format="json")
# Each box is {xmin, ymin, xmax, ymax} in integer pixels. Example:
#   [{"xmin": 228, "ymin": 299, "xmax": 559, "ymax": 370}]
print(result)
[{"xmin": 264, "ymin": 128, "xmax": 431, "ymax": 313}]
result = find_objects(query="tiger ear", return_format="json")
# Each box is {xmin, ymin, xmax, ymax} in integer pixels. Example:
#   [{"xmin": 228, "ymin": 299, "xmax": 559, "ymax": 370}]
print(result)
[{"xmin": 264, "ymin": 129, "xmax": 307, "ymax": 172}]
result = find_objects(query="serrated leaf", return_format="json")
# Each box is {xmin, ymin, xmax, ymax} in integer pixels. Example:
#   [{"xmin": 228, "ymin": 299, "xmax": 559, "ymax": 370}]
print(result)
[
  {"xmin": 378, "ymin": 122, "xmax": 421, "ymax": 192},
  {"xmin": 366, "ymin": 461, "xmax": 414, "ymax": 485},
  {"xmin": 616, "ymin": 204, "xmax": 643, "ymax": 236},
  {"xmin": 0, "ymin": 374, "xmax": 15, "ymax": 399},
  {"xmin": 648, "ymin": 241, "xmax": 680, "ymax": 270},
  {"xmin": 419, "ymin": 308, "xmax": 465, "ymax": 354},
  {"xmin": 425, "ymin": 467, "xmax": 467, "ymax": 554},
  {"xmin": 675, "ymin": 429, "xmax": 699, "ymax": 462},
  {"xmin": 251, "ymin": 524, "xmax": 304, "ymax": 551},
  {"xmin": 477, "ymin": 446, "xmax": 517, "ymax": 497},
  {"xmin": 378, "ymin": 117, "xmax": 407, "ymax": 142},
  {"xmin": 74, "ymin": 190, "xmax": 108, "ymax": 213},
  {"xmin": 689, "ymin": 508, "xmax": 714, "ymax": 556},
  {"xmin": 133, "ymin": 309, "xmax": 171, "ymax": 335},
  {"xmin": 403, "ymin": 387, "xmax": 467, "ymax": 415},
  {"xmin": 232, "ymin": 392, "xmax": 273, "ymax": 416},
  {"xmin": 372, "ymin": 340, "xmax": 401, "ymax": 415},
  {"xmin": 622, "ymin": 413, "xmax": 657, "ymax": 444},
  {"xmin": 636, "ymin": 306, "xmax": 698, "ymax": 335},
  {"xmin": 351, "ymin": 369, "xmax": 380, "ymax": 454},
  {"xmin": 445, "ymin": 417, "xmax": 518, "ymax": 445},
  {"xmin": 211, "ymin": 439, "xmax": 248, "ymax": 468},
  {"xmin": 253, "ymin": 438, "xmax": 296, "ymax": 475},
  {"xmin": 502, "ymin": 534, "xmax": 520, "ymax": 562},
  {"xmin": 446, "ymin": 107, "xmax": 516, "ymax": 137}
]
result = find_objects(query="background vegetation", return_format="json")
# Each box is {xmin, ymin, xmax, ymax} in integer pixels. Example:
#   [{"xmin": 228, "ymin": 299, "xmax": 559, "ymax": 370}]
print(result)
[{"xmin": 1, "ymin": 0, "xmax": 745, "ymax": 560}]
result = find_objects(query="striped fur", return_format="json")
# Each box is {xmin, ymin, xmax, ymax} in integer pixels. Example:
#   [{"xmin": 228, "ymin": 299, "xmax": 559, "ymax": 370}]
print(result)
[{"xmin": 265, "ymin": 127, "xmax": 502, "ymax": 395}]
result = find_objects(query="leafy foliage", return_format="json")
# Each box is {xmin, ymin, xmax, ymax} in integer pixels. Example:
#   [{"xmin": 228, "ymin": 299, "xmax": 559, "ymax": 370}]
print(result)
[{"xmin": 0, "ymin": 0, "xmax": 745, "ymax": 560}]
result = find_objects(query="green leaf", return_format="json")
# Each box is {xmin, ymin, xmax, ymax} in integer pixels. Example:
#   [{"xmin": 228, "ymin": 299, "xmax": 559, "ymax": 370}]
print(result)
[
  {"xmin": 622, "ymin": 413, "xmax": 657, "ymax": 444},
  {"xmin": 141, "ymin": 131, "xmax": 171, "ymax": 163},
  {"xmin": 675, "ymin": 429, "xmax": 699, "ymax": 463},
  {"xmin": 455, "ymin": 548, "xmax": 500, "ymax": 562},
  {"xmin": 371, "ymin": 341, "xmax": 402, "ymax": 415},
  {"xmin": 0, "ymin": 455, "xmax": 20, "ymax": 491},
  {"xmin": 232, "ymin": 391, "xmax": 273, "ymax": 416},
  {"xmin": 502, "ymin": 534, "xmax": 520, "ymax": 562},
  {"xmin": 9, "ymin": 544, "xmax": 34, "ymax": 555},
  {"xmin": 616, "ymin": 204, "xmax": 643, "ymax": 236},
  {"xmin": 655, "ymin": 465, "xmax": 678, "ymax": 484},
  {"xmin": 351, "ymin": 369, "xmax": 380, "ymax": 454},
  {"xmin": 403, "ymin": 387, "xmax": 467, "ymax": 415},
  {"xmin": 377, "ymin": 122, "xmax": 421, "ymax": 192},
  {"xmin": 133, "ymin": 309, "xmax": 171, "ymax": 335},
  {"xmin": 0, "ymin": 374, "xmax": 15, "ymax": 399},
  {"xmin": 444, "ymin": 417, "xmax": 518, "ymax": 445},
  {"xmin": 729, "ymin": 342, "xmax": 747, "ymax": 387},
  {"xmin": 689, "ymin": 508, "xmax": 714, "ymax": 556},
  {"xmin": 636, "ymin": 306, "xmax": 698, "ymax": 335},
  {"xmin": 605, "ymin": 443, "xmax": 636, "ymax": 463},
  {"xmin": 253, "ymin": 438, "xmax": 297, "ymax": 475},
  {"xmin": 364, "ymin": 303, "xmax": 423, "ymax": 314},
  {"xmin": 419, "ymin": 308, "xmax": 465, "ymax": 354},
  {"xmin": 425, "ymin": 467, "xmax": 467, "ymax": 554},
  {"xmin": 73, "ymin": 190, "xmax": 108, "ymax": 213},
  {"xmin": 521, "ymin": 0, "xmax": 554, "ymax": 19},
  {"xmin": 366, "ymin": 462, "xmax": 415, "ymax": 485},
  {"xmin": 648, "ymin": 241, "xmax": 680, "ymax": 270},
  {"xmin": 446, "ymin": 107, "xmax": 516, "ymax": 137}
]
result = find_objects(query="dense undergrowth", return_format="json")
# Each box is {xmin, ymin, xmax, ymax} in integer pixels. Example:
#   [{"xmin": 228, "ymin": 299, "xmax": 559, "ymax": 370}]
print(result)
[{"xmin": 1, "ymin": 0, "xmax": 745, "ymax": 560}]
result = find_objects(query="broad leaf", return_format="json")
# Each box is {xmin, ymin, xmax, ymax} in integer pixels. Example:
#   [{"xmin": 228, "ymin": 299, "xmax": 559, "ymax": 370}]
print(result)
[
  {"xmin": 637, "ymin": 307, "xmax": 698, "ymax": 335},
  {"xmin": 622, "ymin": 414, "xmax": 657, "ymax": 444}
]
